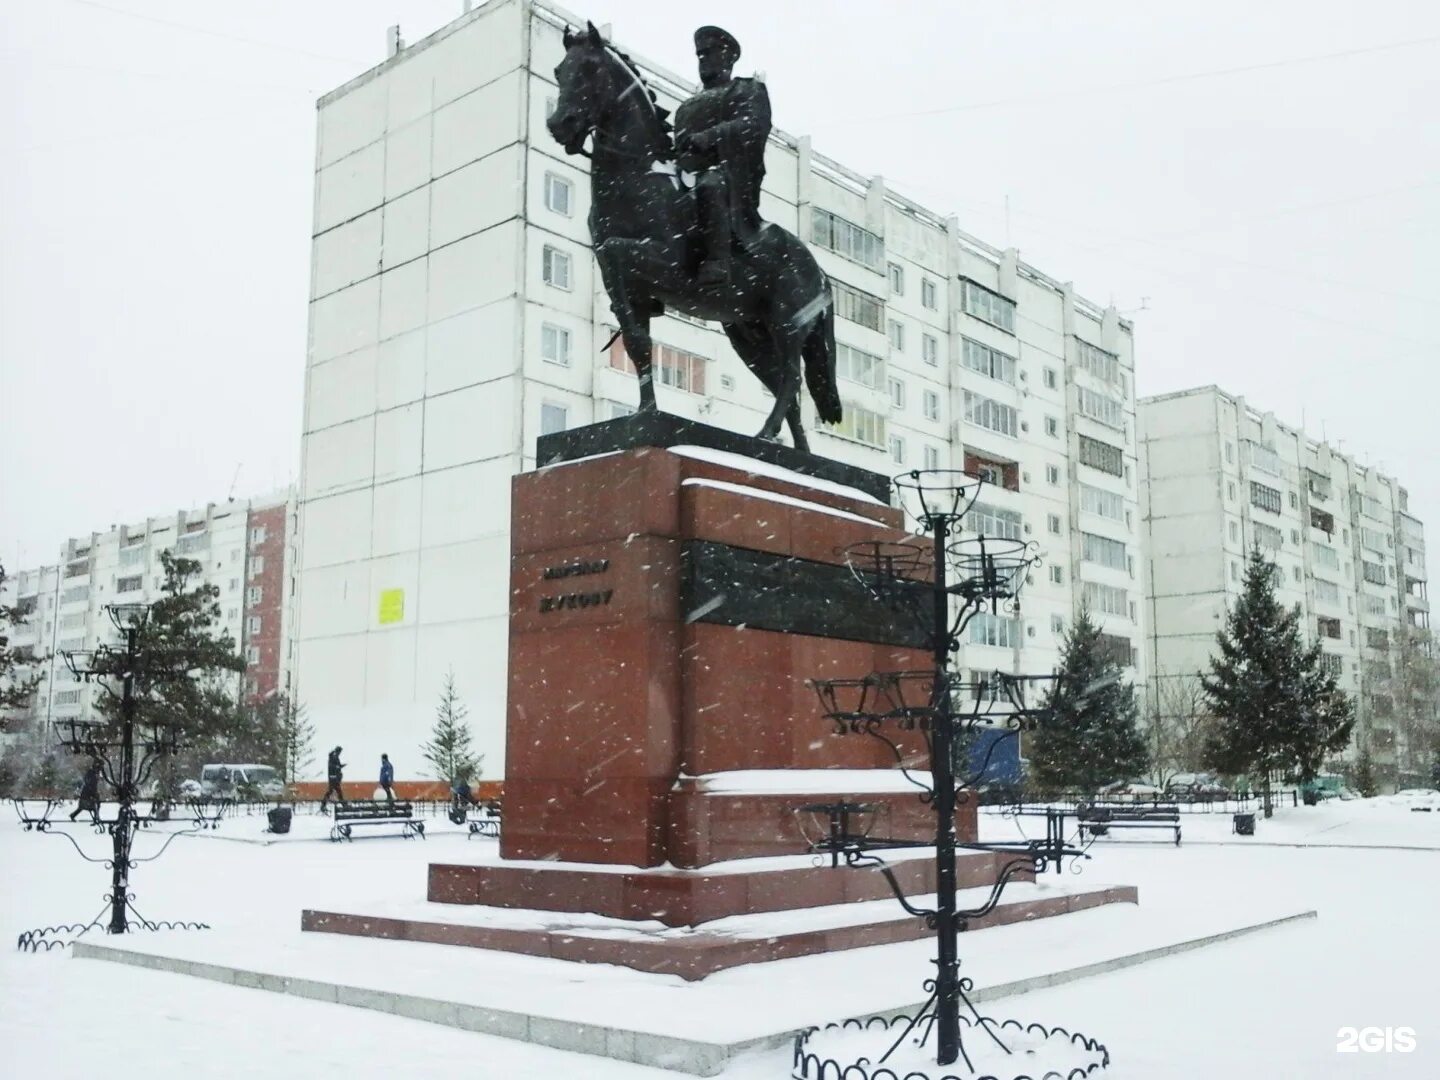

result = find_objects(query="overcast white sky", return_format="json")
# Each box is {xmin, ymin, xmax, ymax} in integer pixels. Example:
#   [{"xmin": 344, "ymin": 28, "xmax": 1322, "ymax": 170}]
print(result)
[{"xmin": 2, "ymin": 0, "xmax": 1437, "ymax": 587}]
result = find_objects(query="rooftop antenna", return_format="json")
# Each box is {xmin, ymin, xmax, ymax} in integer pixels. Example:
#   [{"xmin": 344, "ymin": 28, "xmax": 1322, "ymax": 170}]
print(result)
[{"xmin": 227, "ymin": 464, "xmax": 242, "ymax": 503}]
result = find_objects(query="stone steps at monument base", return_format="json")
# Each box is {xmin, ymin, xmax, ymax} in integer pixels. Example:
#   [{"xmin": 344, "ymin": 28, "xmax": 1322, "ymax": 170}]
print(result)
[
  {"xmin": 302, "ymin": 881, "xmax": 1138, "ymax": 980},
  {"xmin": 428, "ymin": 848, "xmax": 1024, "ymax": 927}
]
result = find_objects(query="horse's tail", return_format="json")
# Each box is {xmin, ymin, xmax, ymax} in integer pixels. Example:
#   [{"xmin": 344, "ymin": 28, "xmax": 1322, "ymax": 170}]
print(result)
[{"xmin": 803, "ymin": 291, "xmax": 842, "ymax": 426}]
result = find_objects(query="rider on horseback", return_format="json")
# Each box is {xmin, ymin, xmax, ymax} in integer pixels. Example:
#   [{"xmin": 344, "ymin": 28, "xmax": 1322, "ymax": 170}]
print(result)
[{"xmin": 674, "ymin": 27, "xmax": 771, "ymax": 287}]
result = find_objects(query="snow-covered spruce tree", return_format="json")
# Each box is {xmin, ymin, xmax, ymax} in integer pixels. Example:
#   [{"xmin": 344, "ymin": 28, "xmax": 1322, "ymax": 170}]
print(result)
[
  {"xmin": 1201, "ymin": 548, "xmax": 1354, "ymax": 816},
  {"xmin": 1028, "ymin": 607, "xmax": 1148, "ymax": 795},
  {"xmin": 422, "ymin": 668, "xmax": 480, "ymax": 784},
  {"xmin": 1, "ymin": 560, "xmax": 43, "ymax": 719},
  {"xmin": 92, "ymin": 551, "xmax": 245, "ymax": 768},
  {"xmin": 276, "ymin": 696, "xmax": 316, "ymax": 791},
  {"xmin": 1351, "ymin": 735, "xmax": 1378, "ymax": 797}
]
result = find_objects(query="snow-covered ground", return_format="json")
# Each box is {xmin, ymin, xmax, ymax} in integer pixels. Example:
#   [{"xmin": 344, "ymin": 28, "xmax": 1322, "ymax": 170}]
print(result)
[{"xmin": 2, "ymin": 798, "xmax": 1437, "ymax": 1078}]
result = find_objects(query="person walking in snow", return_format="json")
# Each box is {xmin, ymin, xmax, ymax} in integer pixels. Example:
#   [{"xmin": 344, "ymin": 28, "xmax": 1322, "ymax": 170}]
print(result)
[
  {"xmin": 319, "ymin": 746, "xmax": 346, "ymax": 812},
  {"xmin": 69, "ymin": 759, "xmax": 102, "ymax": 824},
  {"xmin": 379, "ymin": 753, "xmax": 396, "ymax": 807}
]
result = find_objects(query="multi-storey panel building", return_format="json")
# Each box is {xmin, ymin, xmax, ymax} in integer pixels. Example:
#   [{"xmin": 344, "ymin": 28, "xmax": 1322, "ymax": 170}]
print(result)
[
  {"xmin": 1139, "ymin": 386, "xmax": 1428, "ymax": 786},
  {"xmin": 294, "ymin": 0, "xmax": 1146, "ymax": 778},
  {"xmin": 0, "ymin": 491, "xmax": 296, "ymax": 733}
]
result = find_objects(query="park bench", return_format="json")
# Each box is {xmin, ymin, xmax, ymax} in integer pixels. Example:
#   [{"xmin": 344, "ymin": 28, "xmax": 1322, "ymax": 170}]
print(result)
[
  {"xmin": 465, "ymin": 802, "xmax": 503, "ymax": 839},
  {"xmin": 330, "ymin": 800, "xmax": 425, "ymax": 842},
  {"xmin": 182, "ymin": 797, "xmax": 232, "ymax": 830},
  {"xmin": 12, "ymin": 798, "xmax": 62, "ymax": 831},
  {"xmin": 1076, "ymin": 802, "xmax": 1182, "ymax": 846}
]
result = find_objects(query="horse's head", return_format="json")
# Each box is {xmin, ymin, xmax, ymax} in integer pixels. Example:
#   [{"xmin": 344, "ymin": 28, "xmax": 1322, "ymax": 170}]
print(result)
[
  {"xmin": 548, "ymin": 22, "xmax": 671, "ymax": 160},
  {"xmin": 547, "ymin": 22, "xmax": 613, "ymax": 154}
]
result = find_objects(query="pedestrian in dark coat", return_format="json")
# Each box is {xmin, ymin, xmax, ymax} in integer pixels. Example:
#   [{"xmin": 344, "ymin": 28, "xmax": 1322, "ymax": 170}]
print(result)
[
  {"xmin": 379, "ymin": 754, "xmax": 395, "ymax": 806},
  {"xmin": 69, "ymin": 760, "xmax": 102, "ymax": 823},
  {"xmin": 319, "ymin": 746, "xmax": 345, "ymax": 812}
]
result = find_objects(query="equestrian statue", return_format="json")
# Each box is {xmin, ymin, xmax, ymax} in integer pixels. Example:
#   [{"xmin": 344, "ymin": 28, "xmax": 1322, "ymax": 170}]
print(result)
[{"xmin": 547, "ymin": 23, "xmax": 841, "ymax": 452}]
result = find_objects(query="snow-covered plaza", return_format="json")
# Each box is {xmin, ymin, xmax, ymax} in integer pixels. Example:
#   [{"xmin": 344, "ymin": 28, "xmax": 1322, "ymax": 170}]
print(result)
[{"xmin": 3, "ymin": 795, "xmax": 1438, "ymax": 1079}]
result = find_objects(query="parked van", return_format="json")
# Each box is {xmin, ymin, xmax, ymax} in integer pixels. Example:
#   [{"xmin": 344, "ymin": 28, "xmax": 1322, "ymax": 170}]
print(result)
[{"xmin": 199, "ymin": 764, "xmax": 285, "ymax": 799}]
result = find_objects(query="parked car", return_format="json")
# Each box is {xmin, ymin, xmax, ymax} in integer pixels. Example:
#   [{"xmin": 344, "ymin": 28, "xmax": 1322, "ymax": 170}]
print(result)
[
  {"xmin": 1097, "ymin": 780, "xmax": 1165, "ymax": 803},
  {"xmin": 178, "ymin": 779, "xmax": 203, "ymax": 798},
  {"xmin": 1165, "ymin": 772, "xmax": 1230, "ymax": 800},
  {"xmin": 199, "ymin": 763, "xmax": 285, "ymax": 799}
]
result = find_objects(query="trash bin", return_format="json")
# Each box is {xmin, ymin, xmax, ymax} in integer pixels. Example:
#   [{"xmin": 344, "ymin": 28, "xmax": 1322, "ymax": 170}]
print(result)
[
  {"xmin": 1233, "ymin": 812, "xmax": 1256, "ymax": 836},
  {"xmin": 1302, "ymin": 790, "xmax": 1319, "ymax": 806},
  {"xmin": 267, "ymin": 807, "xmax": 293, "ymax": 835}
]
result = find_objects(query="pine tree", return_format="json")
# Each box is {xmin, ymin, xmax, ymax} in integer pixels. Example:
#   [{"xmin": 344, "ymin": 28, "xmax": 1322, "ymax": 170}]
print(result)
[
  {"xmin": 422, "ymin": 669, "xmax": 480, "ymax": 783},
  {"xmin": 91, "ymin": 551, "xmax": 246, "ymax": 759},
  {"xmin": 1351, "ymin": 735, "xmax": 1378, "ymax": 797},
  {"xmin": 1, "ymin": 560, "xmax": 43, "ymax": 718},
  {"xmin": 277, "ymin": 697, "xmax": 316, "ymax": 790},
  {"xmin": 1029, "ymin": 608, "xmax": 1148, "ymax": 795},
  {"xmin": 1202, "ymin": 548, "xmax": 1354, "ymax": 815}
]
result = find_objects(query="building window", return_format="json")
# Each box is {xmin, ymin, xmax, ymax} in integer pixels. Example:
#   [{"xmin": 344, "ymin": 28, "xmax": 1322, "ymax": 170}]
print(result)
[
  {"xmin": 1076, "ymin": 386, "xmax": 1125, "ymax": 430},
  {"xmin": 1047, "ymin": 513, "xmax": 1062, "ymax": 535},
  {"xmin": 1096, "ymin": 632, "xmax": 1133, "ymax": 666},
  {"xmin": 250, "ymin": 526, "xmax": 267, "ymax": 546},
  {"xmin": 245, "ymin": 645, "xmax": 260, "ymax": 665},
  {"xmin": 920, "ymin": 277, "xmax": 938, "ymax": 310},
  {"xmin": 540, "ymin": 402, "xmax": 569, "ymax": 436},
  {"xmin": 1291, "ymin": 529, "xmax": 1300, "ymax": 545},
  {"xmin": 1077, "ymin": 434, "xmax": 1124, "ymax": 477},
  {"xmin": 1081, "ymin": 532, "xmax": 1128, "ymax": 571},
  {"xmin": 1229, "ymin": 521, "xmax": 1239, "ymax": 543},
  {"xmin": 969, "ymin": 504, "xmax": 1022, "ymax": 540},
  {"xmin": 1311, "ymin": 542, "xmax": 1340, "ymax": 571},
  {"xmin": 887, "ymin": 262, "xmax": 904, "ymax": 294},
  {"xmin": 1043, "ymin": 367, "xmax": 1058, "ymax": 390},
  {"xmin": 833, "ymin": 280, "xmax": 885, "ymax": 331},
  {"xmin": 541, "ymin": 245, "xmax": 571, "ymax": 290},
  {"xmin": 543, "ymin": 172, "xmax": 573, "ymax": 216},
  {"xmin": 1252, "ymin": 522, "xmax": 1283, "ymax": 551},
  {"xmin": 811, "ymin": 207, "xmax": 883, "ymax": 268},
  {"xmin": 1050, "ymin": 565, "xmax": 1063, "ymax": 584},
  {"xmin": 1362, "ymin": 561, "xmax": 1387, "ymax": 586},
  {"xmin": 1046, "ymin": 464, "xmax": 1061, "ymax": 486},
  {"xmin": 1288, "ymin": 491, "xmax": 1299, "ymax": 510},
  {"xmin": 1227, "ymin": 482, "xmax": 1236, "ymax": 502},
  {"xmin": 835, "ymin": 343, "xmax": 886, "ymax": 390},
  {"xmin": 1292, "ymin": 565, "xmax": 1302, "ymax": 583},
  {"xmin": 608, "ymin": 334, "xmax": 707, "ymax": 393},
  {"xmin": 962, "ymin": 391, "xmax": 1017, "ymax": 437},
  {"xmin": 924, "ymin": 445, "xmax": 940, "ymax": 470},
  {"xmin": 1314, "ymin": 578, "xmax": 1340, "ymax": 604},
  {"xmin": 887, "ymin": 319, "xmax": 905, "ymax": 351},
  {"xmin": 246, "ymin": 586, "xmax": 263, "ymax": 605},
  {"xmin": 923, "ymin": 389, "xmax": 941, "ymax": 421},
  {"xmin": 922, "ymin": 334, "xmax": 939, "ymax": 366},
  {"xmin": 887, "ymin": 376, "xmax": 906, "ymax": 411},
  {"xmin": 965, "ymin": 451, "xmax": 1018, "ymax": 492},
  {"xmin": 822, "ymin": 403, "xmax": 886, "ymax": 448},
  {"xmin": 1051, "ymin": 614, "xmax": 1065, "ymax": 635},
  {"xmin": 961, "ymin": 338, "xmax": 1016, "ymax": 385},
  {"xmin": 120, "ymin": 546, "xmax": 145, "ymax": 566},
  {"xmin": 1230, "ymin": 561, "xmax": 1239, "ymax": 582},
  {"xmin": 247, "ymin": 615, "xmax": 262, "ymax": 636},
  {"xmin": 116, "ymin": 575, "xmax": 142, "ymax": 594},
  {"xmin": 541, "ymin": 323, "xmax": 572, "ymax": 367},
  {"xmin": 889, "ymin": 434, "xmax": 906, "ymax": 464},
  {"xmin": 969, "ymin": 612, "xmax": 1019, "ymax": 648},
  {"xmin": 1044, "ymin": 416, "xmax": 1059, "ymax": 438},
  {"xmin": 1225, "ymin": 442, "xmax": 1235, "ymax": 464},
  {"xmin": 961, "ymin": 280, "xmax": 1016, "ymax": 333},
  {"xmin": 1074, "ymin": 339, "xmax": 1122, "ymax": 385},
  {"xmin": 1083, "ymin": 581, "xmax": 1129, "ymax": 616},
  {"xmin": 1250, "ymin": 481, "xmax": 1282, "ymax": 515},
  {"xmin": 249, "ymin": 554, "xmax": 265, "ymax": 577}
]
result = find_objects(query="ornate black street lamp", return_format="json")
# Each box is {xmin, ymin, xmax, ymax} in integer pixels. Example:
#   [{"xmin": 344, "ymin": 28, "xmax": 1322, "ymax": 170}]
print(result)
[
  {"xmin": 802, "ymin": 470, "xmax": 1103, "ymax": 1075},
  {"xmin": 16, "ymin": 602, "xmax": 207, "ymax": 951}
]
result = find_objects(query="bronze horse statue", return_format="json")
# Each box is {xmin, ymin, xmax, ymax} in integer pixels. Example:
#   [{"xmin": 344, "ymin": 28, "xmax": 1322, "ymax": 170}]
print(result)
[{"xmin": 546, "ymin": 24, "xmax": 841, "ymax": 452}]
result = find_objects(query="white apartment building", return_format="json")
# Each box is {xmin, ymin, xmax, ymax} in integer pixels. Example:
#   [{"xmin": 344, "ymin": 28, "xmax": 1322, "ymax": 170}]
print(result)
[
  {"xmin": 1, "ymin": 491, "xmax": 296, "ymax": 733},
  {"xmin": 1140, "ymin": 386, "xmax": 1429, "ymax": 785},
  {"xmin": 294, "ymin": 0, "xmax": 1146, "ymax": 778}
]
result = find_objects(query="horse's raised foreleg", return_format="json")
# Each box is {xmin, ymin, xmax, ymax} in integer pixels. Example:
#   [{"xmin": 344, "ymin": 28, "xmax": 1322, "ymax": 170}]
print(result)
[{"xmin": 594, "ymin": 238, "xmax": 656, "ymax": 412}]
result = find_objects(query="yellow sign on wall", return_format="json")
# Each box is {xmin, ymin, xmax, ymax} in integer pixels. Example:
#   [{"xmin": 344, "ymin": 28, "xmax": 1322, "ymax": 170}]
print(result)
[{"xmin": 378, "ymin": 588, "xmax": 405, "ymax": 625}]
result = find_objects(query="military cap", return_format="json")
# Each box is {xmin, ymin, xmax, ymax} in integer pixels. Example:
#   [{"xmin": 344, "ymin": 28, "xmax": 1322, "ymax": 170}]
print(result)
[{"xmin": 694, "ymin": 25, "xmax": 740, "ymax": 62}]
